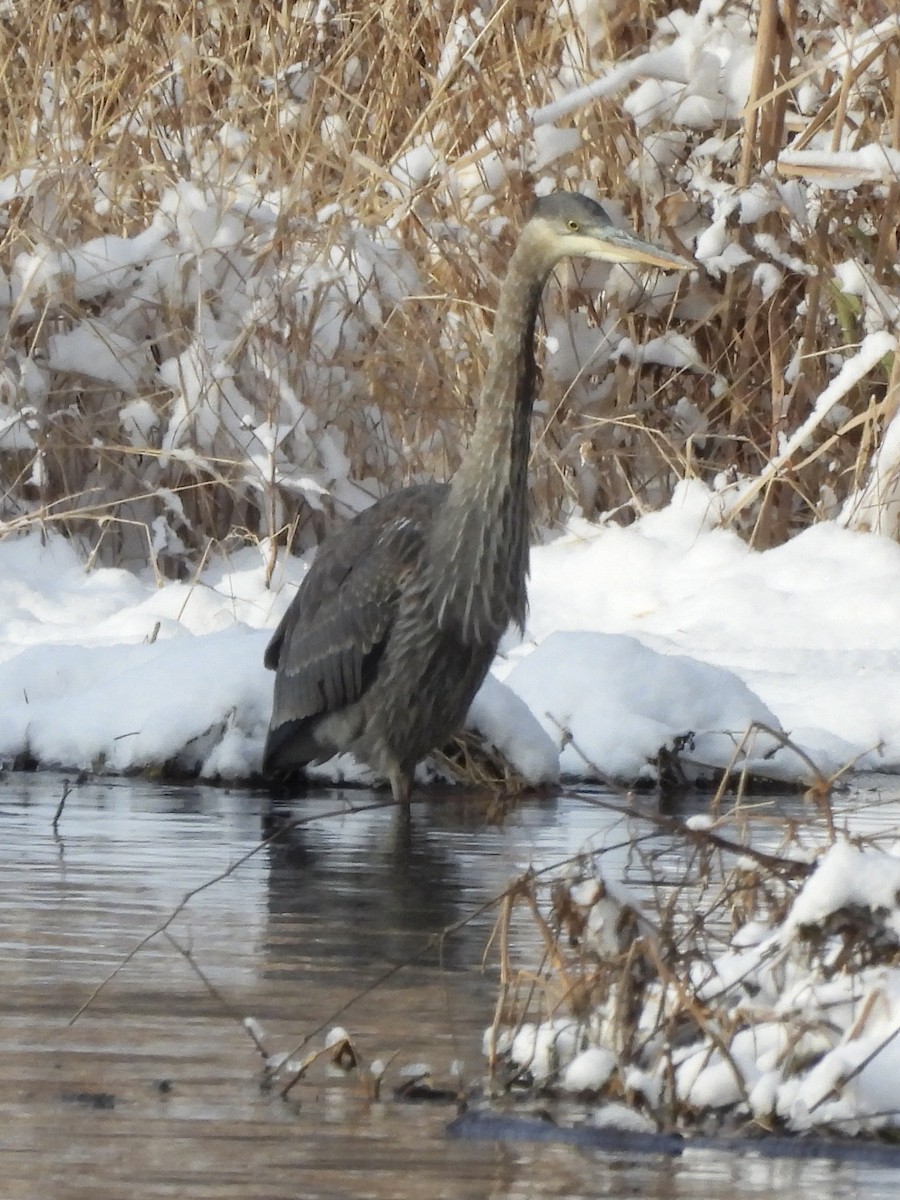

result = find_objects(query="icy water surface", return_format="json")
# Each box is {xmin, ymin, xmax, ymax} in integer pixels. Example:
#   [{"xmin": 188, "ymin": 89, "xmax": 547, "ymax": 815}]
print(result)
[{"xmin": 1, "ymin": 772, "xmax": 899, "ymax": 1200}]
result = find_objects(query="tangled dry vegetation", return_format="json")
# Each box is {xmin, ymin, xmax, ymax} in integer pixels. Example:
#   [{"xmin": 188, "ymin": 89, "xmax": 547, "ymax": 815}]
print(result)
[
  {"xmin": 0, "ymin": 0, "xmax": 898, "ymax": 575},
  {"xmin": 483, "ymin": 794, "xmax": 900, "ymax": 1133}
]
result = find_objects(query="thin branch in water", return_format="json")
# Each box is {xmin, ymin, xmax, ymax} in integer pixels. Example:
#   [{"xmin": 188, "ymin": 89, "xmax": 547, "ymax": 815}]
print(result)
[
  {"xmin": 68, "ymin": 794, "xmax": 401, "ymax": 1025},
  {"xmin": 52, "ymin": 778, "xmax": 73, "ymax": 832},
  {"xmin": 163, "ymin": 930, "xmax": 271, "ymax": 1061}
]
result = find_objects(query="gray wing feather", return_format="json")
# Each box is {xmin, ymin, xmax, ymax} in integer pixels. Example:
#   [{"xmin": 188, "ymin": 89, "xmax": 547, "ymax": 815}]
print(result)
[{"xmin": 266, "ymin": 485, "xmax": 446, "ymax": 730}]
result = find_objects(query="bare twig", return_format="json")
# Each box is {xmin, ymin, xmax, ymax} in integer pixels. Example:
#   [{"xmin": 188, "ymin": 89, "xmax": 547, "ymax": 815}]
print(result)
[{"xmin": 52, "ymin": 778, "xmax": 73, "ymax": 832}]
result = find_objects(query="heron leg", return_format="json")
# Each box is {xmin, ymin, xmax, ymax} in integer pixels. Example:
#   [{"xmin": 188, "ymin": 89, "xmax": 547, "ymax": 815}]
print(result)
[{"xmin": 388, "ymin": 765, "xmax": 412, "ymax": 807}]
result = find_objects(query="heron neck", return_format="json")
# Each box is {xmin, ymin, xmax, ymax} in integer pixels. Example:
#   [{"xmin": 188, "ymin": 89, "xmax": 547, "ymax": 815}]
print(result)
[
  {"xmin": 434, "ymin": 240, "xmax": 549, "ymax": 638},
  {"xmin": 455, "ymin": 250, "xmax": 546, "ymax": 499}
]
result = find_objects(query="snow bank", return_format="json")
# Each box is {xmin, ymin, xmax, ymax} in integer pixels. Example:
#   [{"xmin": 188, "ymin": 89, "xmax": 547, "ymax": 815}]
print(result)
[{"xmin": 1, "ymin": 477, "xmax": 899, "ymax": 786}]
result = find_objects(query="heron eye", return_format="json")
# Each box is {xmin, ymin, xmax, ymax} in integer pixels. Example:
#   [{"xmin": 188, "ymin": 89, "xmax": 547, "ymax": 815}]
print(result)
[{"xmin": 566, "ymin": 219, "xmax": 579, "ymax": 231}]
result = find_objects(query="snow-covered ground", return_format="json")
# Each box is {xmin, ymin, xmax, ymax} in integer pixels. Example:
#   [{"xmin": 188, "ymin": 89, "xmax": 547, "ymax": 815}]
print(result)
[{"xmin": 1, "ymin": 475, "xmax": 898, "ymax": 788}]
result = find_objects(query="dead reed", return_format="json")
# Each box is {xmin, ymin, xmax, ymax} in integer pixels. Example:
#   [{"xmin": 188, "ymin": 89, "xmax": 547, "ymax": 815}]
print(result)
[
  {"xmin": 0, "ymin": 0, "xmax": 897, "ymax": 568},
  {"xmin": 483, "ymin": 791, "xmax": 900, "ymax": 1130}
]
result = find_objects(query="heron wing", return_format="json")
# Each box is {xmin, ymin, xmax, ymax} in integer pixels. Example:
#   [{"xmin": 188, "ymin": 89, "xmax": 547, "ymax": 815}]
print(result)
[{"xmin": 265, "ymin": 484, "xmax": 446, "ymax": 729}]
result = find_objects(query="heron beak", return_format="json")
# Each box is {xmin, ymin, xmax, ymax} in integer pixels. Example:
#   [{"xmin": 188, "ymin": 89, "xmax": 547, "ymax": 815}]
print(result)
[{"xmin": 590, "ymin": 226, "xmax": 691, "ymax": 271}]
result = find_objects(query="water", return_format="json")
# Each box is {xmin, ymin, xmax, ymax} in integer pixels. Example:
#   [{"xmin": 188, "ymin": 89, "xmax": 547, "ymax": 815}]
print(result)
[{"xmin": 1, "ymin": 772, "xmax": 899, "ymax": 1199}]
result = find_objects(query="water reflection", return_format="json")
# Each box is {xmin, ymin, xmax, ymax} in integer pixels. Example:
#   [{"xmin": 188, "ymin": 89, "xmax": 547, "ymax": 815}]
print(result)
[
  {"xmin": 263, "ymin": 798, "xmax": 470, "ymax": 971},
  {"xmin": 259, "ymin": 789, "xmax": 614, "ymax": 978},
  {"xmin": 1, "ymin": 772, "xmax": 899, "ymax": 1200}
]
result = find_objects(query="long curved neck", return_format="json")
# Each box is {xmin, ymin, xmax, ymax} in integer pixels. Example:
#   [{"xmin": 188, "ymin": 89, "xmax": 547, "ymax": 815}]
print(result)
[
  {"xmin": 452, "ymin": 249, "xmax": 545, "ymax": 505},
  {"xmin": 431, "ymin": 234, "xmax": 552, "ymax": 640}
]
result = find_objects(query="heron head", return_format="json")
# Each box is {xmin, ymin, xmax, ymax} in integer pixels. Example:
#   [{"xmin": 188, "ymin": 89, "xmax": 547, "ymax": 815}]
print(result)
[{"xmin": 528, "ymin": 192, "xmax": 689, "ymax": 272}]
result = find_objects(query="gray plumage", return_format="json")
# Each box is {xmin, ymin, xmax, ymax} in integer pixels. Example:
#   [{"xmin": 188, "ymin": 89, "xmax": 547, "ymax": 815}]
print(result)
[{"xmin": 263, "ymin": 193, "xmax": 687, "ymax": 803}]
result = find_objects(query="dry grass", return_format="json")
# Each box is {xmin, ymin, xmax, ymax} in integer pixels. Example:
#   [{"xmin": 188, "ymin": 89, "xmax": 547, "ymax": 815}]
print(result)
[
  {"xmin": 0, "ymin": 0, "xmax": 898, "ymax": 569},
  {"xmin": 483, "ymin": 792, "xmax": 900, "ymax": 1130}
]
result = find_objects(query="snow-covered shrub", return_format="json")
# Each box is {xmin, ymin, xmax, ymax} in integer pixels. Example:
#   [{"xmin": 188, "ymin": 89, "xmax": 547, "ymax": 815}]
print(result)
[{"xmin": 486, "ymin": 814, "xmax": 900, "ymax": 1134}]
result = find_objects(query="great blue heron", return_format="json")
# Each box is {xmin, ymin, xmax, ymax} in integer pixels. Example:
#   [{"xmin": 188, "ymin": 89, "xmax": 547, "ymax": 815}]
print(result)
[{"xmin": 263, "ymin": 192, "xmax": 687, "ymax": 803}]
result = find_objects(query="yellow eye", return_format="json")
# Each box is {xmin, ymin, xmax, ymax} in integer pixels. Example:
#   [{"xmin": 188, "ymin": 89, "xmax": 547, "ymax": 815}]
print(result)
[{"xmin": 566, "ymin": 219, "xmax": 579, "ymax": 231}]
